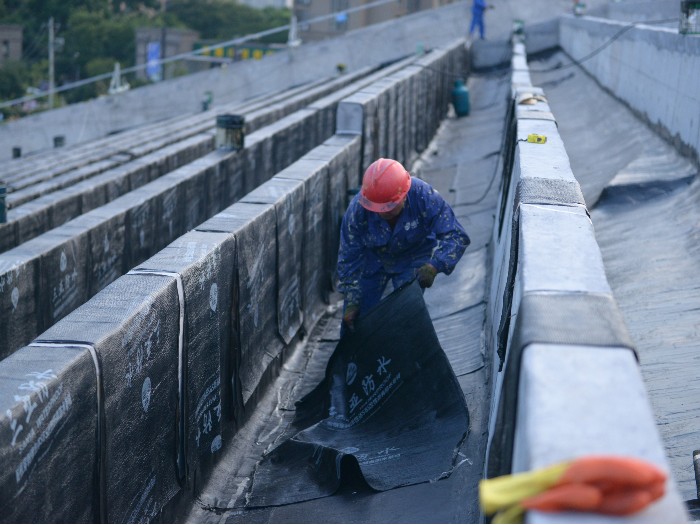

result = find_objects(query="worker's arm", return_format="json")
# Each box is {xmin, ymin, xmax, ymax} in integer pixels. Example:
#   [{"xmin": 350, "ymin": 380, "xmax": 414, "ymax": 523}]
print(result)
[
  {"xmin": 423, "ymin": 186, "xmax": 470, "ymax": 275},
  {"xmin": 336, "ymin": 203, "xmax": 366, "ymax": 308}
]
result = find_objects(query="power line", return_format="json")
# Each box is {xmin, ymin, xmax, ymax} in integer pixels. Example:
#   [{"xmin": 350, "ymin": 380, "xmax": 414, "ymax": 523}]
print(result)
[{"xmin": 19, "ymin": 23, "xmax": 49, "ymax": 61}]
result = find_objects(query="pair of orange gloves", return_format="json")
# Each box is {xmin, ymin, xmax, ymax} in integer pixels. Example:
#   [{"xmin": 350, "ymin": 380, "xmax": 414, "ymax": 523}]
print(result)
[{"xmin": 480, "ymin": 455, "xmax": 667, "ymax": 523}]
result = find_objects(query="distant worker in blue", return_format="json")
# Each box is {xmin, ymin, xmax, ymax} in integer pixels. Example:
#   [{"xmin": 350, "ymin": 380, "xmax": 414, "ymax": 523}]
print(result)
[
  {"xmin": 337, "ymin": 158, "xmax": 470, "ymax": 334},
  {"xmin": 469, "ymin": 0, "xmax": 494, "ymax": 40}
]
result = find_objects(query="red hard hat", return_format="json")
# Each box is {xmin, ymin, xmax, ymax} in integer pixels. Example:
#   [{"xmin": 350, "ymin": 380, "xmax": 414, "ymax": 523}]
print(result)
[{"xmin": 358, "ymin": 158, "xmax": 411, "ymax": 213}]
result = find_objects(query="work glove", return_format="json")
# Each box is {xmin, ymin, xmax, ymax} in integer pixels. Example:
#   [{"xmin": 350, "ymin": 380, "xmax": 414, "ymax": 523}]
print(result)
[
  {"xmin": 342, "ymin": 304, "xmax": 360, "ymax": 333},
  {"xmin": 480, "ymin": 455, "xmax": 667, "ymax": 523},
  {"xmin": 416, "ymin": 263, "xmax": 438, "ymax": 289}
]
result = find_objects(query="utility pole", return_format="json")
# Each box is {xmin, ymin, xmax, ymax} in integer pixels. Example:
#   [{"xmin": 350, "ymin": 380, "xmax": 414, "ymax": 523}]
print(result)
[
  {"xmin": 160, "ymin": 0, "xmax": 167, "ymax": 81},
  {"xmin": 48, "ymin": 16, "xmax": 55, "ymax": 109}
]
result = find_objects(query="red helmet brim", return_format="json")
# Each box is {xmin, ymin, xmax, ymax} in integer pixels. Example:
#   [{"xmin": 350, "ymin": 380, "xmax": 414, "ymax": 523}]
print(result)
[{"xmin": 358, "ymin": 192, "xmax": 404, "ymax": 213}]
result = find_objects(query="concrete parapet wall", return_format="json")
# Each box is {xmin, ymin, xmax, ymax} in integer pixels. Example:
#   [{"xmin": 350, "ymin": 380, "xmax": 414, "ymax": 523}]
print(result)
[
  {"xmin": 602, "ymin": 0, "xmax": 680, "ymax": 23},
  {"xmin": 485, "ymin": 37, "xmax": 688, "ymax": 522},
  {"xmin": 0, "ymin": 39, "xmax": 464, "ymax": 521},
  {"xmin": 559, "ymin": 15, "xmax": 700, "ymax": 162}
]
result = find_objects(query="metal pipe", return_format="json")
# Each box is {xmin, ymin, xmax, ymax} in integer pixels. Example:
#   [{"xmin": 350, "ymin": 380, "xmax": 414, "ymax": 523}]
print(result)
[
  {"xmin": 0, "ymin": 181, "xmax": 6, "ymax": 223},
  {"xmin": 215, "ymin": 114, "xmax": 245, "ymax": 151},
  {"xmin": 693, "ymin": 449, "xmax": 700, "ymax": 499}
]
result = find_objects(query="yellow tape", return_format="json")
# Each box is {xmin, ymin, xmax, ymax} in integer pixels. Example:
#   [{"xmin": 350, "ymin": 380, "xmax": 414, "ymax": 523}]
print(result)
[{"xmin": 527, "ymin": 133, "xmax": 547, "ymax": 144}]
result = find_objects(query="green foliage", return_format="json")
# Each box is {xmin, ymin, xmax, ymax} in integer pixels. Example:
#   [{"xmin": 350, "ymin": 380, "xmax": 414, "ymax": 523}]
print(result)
[
  {"xmin": 0, "ymin": 60, "xmax": 25, "ymax": 99},
  {"xmin": 60, "ymin": 9, "xmax": 140, "ymax": 77},
  {"xmin": 114, "ymin": 0, "xmax": 160, "ymax": 13},
  {"xmin": 166, "ymin": 0, "xmax": 290, "ymax": 43},
  {"xmin": 0, "ymin": 59, "xmax": 50, "ymax": 101}
]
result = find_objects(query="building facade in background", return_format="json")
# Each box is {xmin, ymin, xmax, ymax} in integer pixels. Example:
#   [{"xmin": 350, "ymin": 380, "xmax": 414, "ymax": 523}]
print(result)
[
  {"xmin": 135, "ymin": 27, "xmax": 200, "ymax": 80},
  {"xmin": 0, "ymin": 25, "xmax": 23, "ymax": 65},
  {"xmin": 238, "ymin": 0, "xmax": 291, "ymax": 7},
  {"xmin": 293, "ymin": 0, "xmax": 454, "ymax": 42}
]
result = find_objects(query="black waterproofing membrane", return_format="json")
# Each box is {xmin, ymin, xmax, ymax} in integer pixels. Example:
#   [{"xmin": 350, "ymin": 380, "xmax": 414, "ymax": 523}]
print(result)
[
  {"xmin": 0, "ymin": 345, "xmax": 99, "ymax": 523},
  {"xmin": 246, "ymin": 281, "xmax": 469, "ymax": 507}
]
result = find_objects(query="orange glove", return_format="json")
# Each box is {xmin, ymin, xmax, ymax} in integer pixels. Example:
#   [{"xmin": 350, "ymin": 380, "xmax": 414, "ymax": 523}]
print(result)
[
  {"xmin": 342, "ymin": 304, "xmax": 359, "ymax": 333},
  {"xmin": 480, "ymin": 455, "xmax": 667, "ymax": 523}
]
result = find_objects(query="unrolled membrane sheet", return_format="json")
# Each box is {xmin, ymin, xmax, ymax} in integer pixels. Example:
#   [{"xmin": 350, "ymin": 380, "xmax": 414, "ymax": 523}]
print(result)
[{"xmin": 246, "ymin": 281, "xmax": 469, "ymax": 507}]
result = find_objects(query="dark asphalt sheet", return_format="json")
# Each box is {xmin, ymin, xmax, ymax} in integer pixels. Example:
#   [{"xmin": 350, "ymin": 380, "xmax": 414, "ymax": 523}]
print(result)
[
  {"xmin": 530, "ymin": 50, "xmax": 700, "ymax": 501},
  {"xmin": 245, "ymin": 281, "xmax": 469, "ymax": 508}
]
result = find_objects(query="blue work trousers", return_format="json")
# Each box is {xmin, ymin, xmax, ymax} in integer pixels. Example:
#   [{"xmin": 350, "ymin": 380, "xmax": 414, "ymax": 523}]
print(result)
[
  {"xmin": 340, "ymin": 269, "xmax": 417, "ymax": 337},
  {"xmin": 470, "ymin": 12, "xmax": 485, "ymax": 39}
]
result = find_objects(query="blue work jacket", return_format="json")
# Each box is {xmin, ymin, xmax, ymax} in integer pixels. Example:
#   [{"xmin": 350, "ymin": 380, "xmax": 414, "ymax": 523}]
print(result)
[
  {"xmin": 472, "ymin": 0, "xmax": 487, "ymax": 14},
  {"xmin": 337, "ymin": 177, "xmax": 470, "ymax": 307}
]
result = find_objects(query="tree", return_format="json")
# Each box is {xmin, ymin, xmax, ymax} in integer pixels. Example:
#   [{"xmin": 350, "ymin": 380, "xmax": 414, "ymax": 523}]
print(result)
[
  {"xmin": 112, "ymin": 0, "xmax": 160, "ymax": 13},
  {"xmin": 56, "ymin": 8, "xmax": 151, "ymax": 82},
  {"xmin": 166, "ymin": 0, "xmax": 289, "ymax": 43},
  {"xmin": 0, "ymin": 60, "xmax": 26, "ymax": 99}
]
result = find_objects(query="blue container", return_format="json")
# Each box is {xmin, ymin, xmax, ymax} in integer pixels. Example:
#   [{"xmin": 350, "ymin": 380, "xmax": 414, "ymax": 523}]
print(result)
[
  {"xmin": 452, "ymin": 79, "xmax": 470, "ymax": 117},
  {"xmin": 0, "ymin": 181, "xmax": 6, "ymax": 223}
]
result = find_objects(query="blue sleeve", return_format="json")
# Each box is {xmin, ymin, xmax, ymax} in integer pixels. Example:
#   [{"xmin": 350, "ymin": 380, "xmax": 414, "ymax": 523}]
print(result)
[
  {"xmin": 336, "ymin": 201, "xmax": 365, "ymax": 306},
  {"xmin": 421, "ymin": 184, "xmax": 470, "ymax": 275}
]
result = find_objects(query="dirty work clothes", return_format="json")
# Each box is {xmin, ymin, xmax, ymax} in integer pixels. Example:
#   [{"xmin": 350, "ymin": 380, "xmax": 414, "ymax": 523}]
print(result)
[
  {"xmin": 470, "ymin": 0, "xmax": 487, "ymax": 39},
  {"xmin": 337, "ymin": 177, "xmax": 470, "ymax": 314}
]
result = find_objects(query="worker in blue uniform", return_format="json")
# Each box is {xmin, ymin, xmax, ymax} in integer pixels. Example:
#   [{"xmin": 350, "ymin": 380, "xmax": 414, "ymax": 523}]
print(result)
[
  {"xmin": 337, "ymin": 158, "xmax": 470, "ymax": 334},
  {"xmin": 469, "ymin": 0, "xmax": 492, "ymax": 40}
]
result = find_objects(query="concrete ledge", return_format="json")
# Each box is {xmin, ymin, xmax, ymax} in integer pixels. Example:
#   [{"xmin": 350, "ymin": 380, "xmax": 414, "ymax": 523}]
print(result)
[{"xmin": 516, "ymin": 345, "xmax": 688, "ymax": 523}]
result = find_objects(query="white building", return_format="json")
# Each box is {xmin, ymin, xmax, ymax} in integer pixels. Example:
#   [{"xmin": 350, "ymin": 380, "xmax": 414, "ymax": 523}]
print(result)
[{"xmin": 237, "ymin": 0, "xmax": 291, "ymax": 8}]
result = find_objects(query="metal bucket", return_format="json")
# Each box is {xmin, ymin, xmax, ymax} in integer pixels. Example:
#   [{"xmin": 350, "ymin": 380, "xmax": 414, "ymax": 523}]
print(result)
[
  {"xmin": 680, "ymin": 1, "xmax": 700, "ymax": 34},
  {"xmin": 215, "ymin": 114, "xmax": 245, "ymax": 151}
]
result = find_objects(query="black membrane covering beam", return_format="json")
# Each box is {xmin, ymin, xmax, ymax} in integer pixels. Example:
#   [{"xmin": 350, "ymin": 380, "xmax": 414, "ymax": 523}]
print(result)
[
  {"xmin": 231, "ymin": 203, "xmax": 282, "ymax": 408},
  {"xmin": 196, "ymin": 202, "xmax": 283, "ymax": 411},
  {"xmin": 0, "ymin": 344, "xmax": 99, "ymax": 523},
  {"xmin": 246, "ymin": 282, "xmax": 469, "ymax": 507},
  {"xmin": 241, "ymin": 178, "xmax": 306, "ymax": 345},
  {"xmin": 132, "ymin": 230, "xmax": 236, "ymax": 494},
  {"xmin": 277, "ymin": 160, "xmax": 331, "ymax": 332},
  {"xmin": 37, "ymin": 274, "xmax": 182, "ymax": 523}
]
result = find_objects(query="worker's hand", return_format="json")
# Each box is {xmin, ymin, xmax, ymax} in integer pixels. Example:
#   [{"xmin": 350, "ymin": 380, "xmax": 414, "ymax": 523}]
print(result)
[
  {"xmin": 343, "ymin": 304, "xmax": 360, "ymax": 333},
  {"xmin": 416, "ymin": 263, "xmax": 438, "ymax": 289}
]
